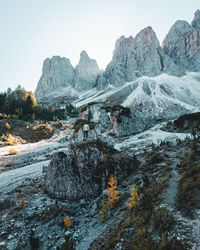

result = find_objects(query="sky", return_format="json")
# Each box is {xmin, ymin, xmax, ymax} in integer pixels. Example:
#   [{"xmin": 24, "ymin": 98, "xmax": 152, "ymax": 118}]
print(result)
[{"xmin": 0, "ymin": 0, "xmax": 199, "ymax": 93}]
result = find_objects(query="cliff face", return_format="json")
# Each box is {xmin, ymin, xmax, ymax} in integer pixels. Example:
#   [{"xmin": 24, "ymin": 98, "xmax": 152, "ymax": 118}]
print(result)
[
  {"xmin": 35, "ymin": 56, "xmax": 75, "ymax": 97},
  {"xmin": 97, "ymin": 27, "xmax": 183, "ymax": 89},
  {"xmin": 162, "ymin": 10, "xmax": 200, "ymax": 72},
  {"xmin": 74, "ymin": 50, "xmax": 100, "ymax": 91},
  {"xmin": 35, "ymin": 51, "xmax": 100, "ymax": 97}
]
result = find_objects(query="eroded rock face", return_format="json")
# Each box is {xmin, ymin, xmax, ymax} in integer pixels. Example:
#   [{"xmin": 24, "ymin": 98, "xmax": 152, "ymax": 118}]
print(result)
[
  {"xmin": 162, "ymin": 13, "xmax": 200, "ymax": 72},
  {"xmin": 102, "ymin": 27, "xmax": 183, "ymax": 88},
  {"xmin": 35, "ymin": 56, "xmax": 75, "ymax": 97},
  {"xmin": 74, "ymin": 51, "xmax": 101, "ymax": 91},
  {"xmin": 44, "ymin": 140, "xmax": 137, "ymax": 200},
  {"xmin": 35, "ymin": 51, "xmax": 100, "ymax": 97},
  {"xmin": 192, "ymin": 9, "xmax": 200, "ymax": 30}
]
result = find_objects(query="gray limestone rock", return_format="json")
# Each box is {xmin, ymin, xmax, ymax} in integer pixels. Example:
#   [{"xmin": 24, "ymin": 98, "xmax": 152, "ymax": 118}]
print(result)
[
  {"xmin": 35, "ymin": 56, "xmax": 75, "ymax": 97},
  {"xmin": 103, "ymin": 27, "xmax": 183, "ymax": 88},
  {"xmin": 35, "ymin": 51, "xmax": 101, "ymax": 97},
  {"xmin": 74, "ymin": 51, "xmax": 101, "ymax": 91},
  {"xmin": 192, "ymin": 9, "xmax": 200, "ymax": 30},
  {"xmin": 162, "ymin": 12, "xmax": 200, "ymax": 72},
  {"xmin": 44, "ymin": 140, "xmax": 137, "ymax": 200}
]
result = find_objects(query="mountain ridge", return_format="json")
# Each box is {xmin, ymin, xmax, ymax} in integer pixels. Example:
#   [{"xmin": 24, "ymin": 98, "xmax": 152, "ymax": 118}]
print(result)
[{"xmin": 35, "ymin": 9, "xmax": 200, "ymax": 101}]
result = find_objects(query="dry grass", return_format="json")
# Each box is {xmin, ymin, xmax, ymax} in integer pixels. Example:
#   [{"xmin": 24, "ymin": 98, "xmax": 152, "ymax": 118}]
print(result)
[{"xmin": 8, "ymin": 148, "xmax": 18, "ymax": 155}]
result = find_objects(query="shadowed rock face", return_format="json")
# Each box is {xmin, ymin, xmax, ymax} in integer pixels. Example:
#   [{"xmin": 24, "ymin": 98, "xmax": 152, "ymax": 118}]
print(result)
[
  {"xmin": 162, "ymin": 10, "xmax": 200, "ymax": 72},
  {"xmin": 192, "ymin": 9, "xmax": 200, "ymax": 30},
  {"xmin": 74, "ymin": 50, "xmax": 100, "ymax": 91},
  {"xmin": 44, "ymin": 140, "xmax": 137, "ymax": 200},
  {"xmin": 35, "ymin": 56, "xmax": 75, "ymax": 97}
]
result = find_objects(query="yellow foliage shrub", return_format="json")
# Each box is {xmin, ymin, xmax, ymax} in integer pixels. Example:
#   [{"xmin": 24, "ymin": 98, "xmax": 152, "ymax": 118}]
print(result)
[
  {"xmin": 64, "ymin": 216, "xmax": 71, "ymax": 228},
  {"xmin": 7, "ymin": 135, "xmax": 15, "ymax": 145},
  {"xmin": 107, "ymin": 176, "xmax": 119, "ymax": 209},
  {"xmin": 127, "ymin": 185, "xmax": 140, "ymax": 209},
  {"xmin": 8, "ymin": 148, "xmax": 18, "ymax": 155},
  {"xmin": 6, "ymin": 122, "xmax": 11, "ymax": 130}
]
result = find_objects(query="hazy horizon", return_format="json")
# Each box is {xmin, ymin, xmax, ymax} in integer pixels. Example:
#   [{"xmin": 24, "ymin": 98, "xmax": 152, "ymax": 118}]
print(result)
[{"xmin": 0, "ymin": 0, "xmax": 199, "ymax": 93}]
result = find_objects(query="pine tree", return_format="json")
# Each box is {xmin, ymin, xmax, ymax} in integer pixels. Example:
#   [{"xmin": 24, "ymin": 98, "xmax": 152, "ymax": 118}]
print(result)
[
  {"xmin": 107, "ymin": 176, "xmax": 119, "ymax": 209},
  {"xmin": 127, "ymin": 185, "xmax": 140, "ymax": 209},
  {"xmin": 64, "ymin": 216, "xmax": 71, "ymax": 228}
]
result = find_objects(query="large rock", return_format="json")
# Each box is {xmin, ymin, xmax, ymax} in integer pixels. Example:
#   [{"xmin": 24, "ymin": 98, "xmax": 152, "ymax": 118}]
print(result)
[
  {"xmin": 162, "ymin": 11, "xmax": 200, "ymax": 72},
  {"xmin": 44, "ymin": 140, "xmax": 137, "ymax": 200},
  {"xmin": 35, "ymin": 56, "xmax": 75, "ymax": 97}
]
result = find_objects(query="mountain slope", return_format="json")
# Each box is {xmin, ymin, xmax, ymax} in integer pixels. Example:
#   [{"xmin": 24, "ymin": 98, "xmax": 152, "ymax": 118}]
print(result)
[{"xmin": 73, "ymin": 72, "xmax": 200, "ymax": 121}]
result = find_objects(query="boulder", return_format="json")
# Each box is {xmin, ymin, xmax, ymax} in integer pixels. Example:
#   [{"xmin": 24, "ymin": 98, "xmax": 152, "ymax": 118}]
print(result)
[{"xmin": 44, "ymin": 140, "xmax": 137, "ymax": 200}]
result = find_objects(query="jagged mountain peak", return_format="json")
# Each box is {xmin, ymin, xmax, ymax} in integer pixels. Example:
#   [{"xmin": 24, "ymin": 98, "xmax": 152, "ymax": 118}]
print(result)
[
  {"xmin": 80, "ymin": 50, "xmax": 90, "ymax": 60},
  {"xmin": 162, "ymin": 11, "xmax": 200, "ymax": 72},
  {"xmin": 168, "ymin": 20, "xmax": 191, "ymax": 34},
  {"xmin": 135, "ymin": 26, "xmax": 158, "ymax": 41},
  {"xmin": 35, "ymin": 10, "xmax": 200, "ymax": 98},
  {"xmin": 192, "ymin": 9, "xmax": 200, "ymax": 30},
  {"xmin": 35, "ymin": 56, "xmax": 75, "ymax": 97}
]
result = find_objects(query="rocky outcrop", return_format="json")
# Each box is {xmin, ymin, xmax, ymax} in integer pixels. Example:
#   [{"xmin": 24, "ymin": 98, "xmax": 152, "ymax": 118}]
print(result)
[
  {"xmin": 192, "ymin": 9, "xmax": 200, "ymax": 30},
  {"xmin": 35, "ymin": 51, "xmax": 100, "ymax": 97},
  {"xmin": 74, "ymin": 51, "xmax": 101, "ymax": 91},
  {"xmin": 162, "ymin": 10, "xmax": 200, "ymax": 72},
  {"xmin": 100, "ymin": 27, "xmax": 183, "ymax": 88},
  {"xmin": 44, "ymin": 140, "xmax": 137, "ymax": 200},
  {"xmin": 35, "ymin": 56, "xmax": 75, "ymax": 97}
]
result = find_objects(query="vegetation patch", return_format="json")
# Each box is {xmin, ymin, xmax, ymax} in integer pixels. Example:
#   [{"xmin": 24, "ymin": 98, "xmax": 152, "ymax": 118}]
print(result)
[
  {"xmin": 174, "ymin": 112, "xmax": 200, "ymax": 129},
  {"xmin": 8, "ymin": 148, "xmax": 18, "ymax": 155},
  {"xmin": 177, "ymin": 157, "xmax": 200, "ymax": 218}
]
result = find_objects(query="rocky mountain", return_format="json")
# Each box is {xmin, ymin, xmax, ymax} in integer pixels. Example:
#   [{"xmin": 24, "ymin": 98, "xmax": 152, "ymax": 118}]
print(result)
[
  {"xmin": 101, "ymin": 26, "xmax": 183, "ymax": 88},
  {"xmin": 35, "ymin": 56, "xmax": 75, "ymax": 97},
  {"xmin": 73, "ymin": 72, "xmax": 200, "ymax": 136},
  {"xmin": 162, "ymin": 9, "xmax": 200, "ymax": 72},
  {"xmin": 35, "ymin": 51, "xmax": 100, "ymax": 97},
  {"xmin": 35, "ymin": 9, "xmax": 200, "ymax": 121}
]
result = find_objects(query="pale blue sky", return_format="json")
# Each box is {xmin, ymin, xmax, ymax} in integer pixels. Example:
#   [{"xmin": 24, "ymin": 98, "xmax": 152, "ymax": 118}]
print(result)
[{"xmin": 0, "ymin": 0, "xmax": 199, "ymax": 93}]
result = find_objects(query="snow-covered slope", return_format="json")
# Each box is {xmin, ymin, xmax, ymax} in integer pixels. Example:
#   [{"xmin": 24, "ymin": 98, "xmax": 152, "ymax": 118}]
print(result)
[{"xmin": 73, "ymin": 72, "xmax": 200, "ymax": 118}]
